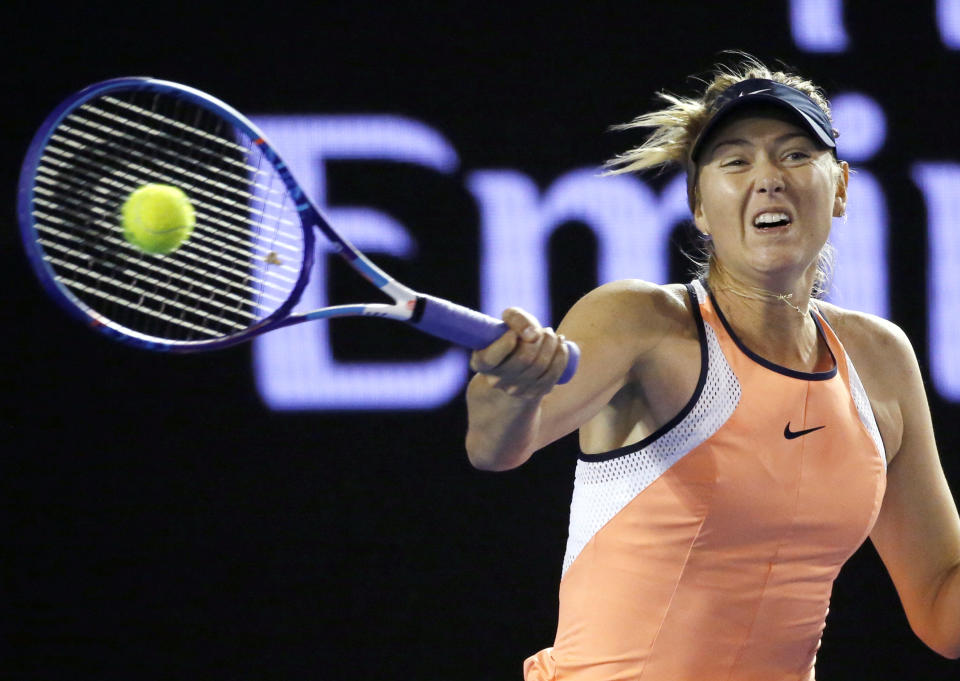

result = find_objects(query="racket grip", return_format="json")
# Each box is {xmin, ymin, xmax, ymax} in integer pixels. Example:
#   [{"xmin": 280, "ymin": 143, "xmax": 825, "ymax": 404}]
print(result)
[{"xmin": 413, "ymin": 295, "xmax": 579, "ymax": 384}]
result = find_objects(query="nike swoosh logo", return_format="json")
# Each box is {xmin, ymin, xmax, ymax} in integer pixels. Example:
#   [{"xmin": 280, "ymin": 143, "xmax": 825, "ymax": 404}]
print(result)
[{"xmin": 783, "ymin": 423, "xmax": 826, "ymax": 439}]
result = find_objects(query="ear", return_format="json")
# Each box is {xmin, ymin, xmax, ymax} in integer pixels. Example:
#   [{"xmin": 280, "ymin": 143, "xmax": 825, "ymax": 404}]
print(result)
[
  {"xmin": 693, "ymin": 200, "xmax": 710, "ymax": 236},
  {"xmin": 833, "ymin": 161, "xmax": 850, "ymax": 218}
]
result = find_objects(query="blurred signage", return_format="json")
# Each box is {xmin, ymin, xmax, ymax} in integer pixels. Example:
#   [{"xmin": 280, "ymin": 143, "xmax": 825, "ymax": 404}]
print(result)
[{"xmin": 249, "ymin": 91, "xmax": 939, "ymax": 410}]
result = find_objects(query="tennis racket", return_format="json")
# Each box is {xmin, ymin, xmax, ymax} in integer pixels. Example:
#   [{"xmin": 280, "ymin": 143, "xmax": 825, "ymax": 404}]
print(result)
[{"xmin": 17, "ymin": 78, "xmax": 579, "ymax": 383}]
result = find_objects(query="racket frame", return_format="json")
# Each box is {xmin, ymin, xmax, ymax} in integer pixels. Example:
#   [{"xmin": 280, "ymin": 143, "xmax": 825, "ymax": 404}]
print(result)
[{"xmin": 17, "ymin": 77, "xmax": 419, "ymax": 352}]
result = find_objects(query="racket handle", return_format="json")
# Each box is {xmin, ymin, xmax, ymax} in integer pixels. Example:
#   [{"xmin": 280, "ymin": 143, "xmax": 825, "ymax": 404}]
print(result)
[{"xmin": 413, "ymin": 295, "xmax": 579, "ymax": 384}]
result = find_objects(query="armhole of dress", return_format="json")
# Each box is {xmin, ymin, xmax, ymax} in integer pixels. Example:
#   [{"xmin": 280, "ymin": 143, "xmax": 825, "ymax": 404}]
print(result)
[
  {"xmin": 578, "ymin": 282, "xmax": 709, "ymax": 462},
  {"xmin": 843, "ymin": 350, "xmax": 888, "ymax": 471},
  {"xmin": 561, "ymin": 283, "xmax": 741, "ymax": 576},
  {"xmin": 814, "ymin": 305, "xmax": 888, "ymax": 471}
]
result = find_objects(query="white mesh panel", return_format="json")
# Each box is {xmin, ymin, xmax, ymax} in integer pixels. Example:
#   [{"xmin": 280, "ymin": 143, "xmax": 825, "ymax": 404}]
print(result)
[
  {"xmin": 561, "ymin": 313, "xmax": 741, "ymax": 576},
  {"xmin": 844, "ymin": 351, "xmax": 886, "ymax": 470}
]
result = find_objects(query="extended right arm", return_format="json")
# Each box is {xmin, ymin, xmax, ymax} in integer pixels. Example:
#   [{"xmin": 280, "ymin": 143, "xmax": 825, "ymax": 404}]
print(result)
[
  {"xmin": 465, "ymin": 309, "xmax": 570, "ymax": 470},
  {"xmin": 464, "ymin": 281, "xmax": 674, "ymax": 471}
]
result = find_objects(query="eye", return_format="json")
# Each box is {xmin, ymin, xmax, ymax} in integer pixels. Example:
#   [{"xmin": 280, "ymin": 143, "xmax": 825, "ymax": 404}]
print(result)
[
  {"xmin": 784, "ymin": 150, "xmax": 811, "ymax": 161},
  {"xmin": 720, "ymin": 158, "xmax": 747, "ymax": 168}
]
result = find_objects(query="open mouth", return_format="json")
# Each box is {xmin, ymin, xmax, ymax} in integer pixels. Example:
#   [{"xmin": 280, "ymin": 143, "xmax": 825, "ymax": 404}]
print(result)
[{"xmin": 753, "ymin": 212, "xmax": 792, "ymax": 229}]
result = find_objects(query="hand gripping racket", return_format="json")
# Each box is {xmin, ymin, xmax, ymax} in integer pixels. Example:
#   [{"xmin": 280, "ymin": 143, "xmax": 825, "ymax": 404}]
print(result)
[{"xmin": 17, "ymin": 78, "xmax": 579, "ymax": 383}]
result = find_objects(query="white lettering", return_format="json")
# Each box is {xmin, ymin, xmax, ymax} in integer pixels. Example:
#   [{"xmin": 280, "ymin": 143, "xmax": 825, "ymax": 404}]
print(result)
[
  {"xmin": 938, "ymin": 0, "xmax": 960, "ymax": 48},
  {"xmin": 913, "ymin": 163, "xmax": 960, "ymax": 401},
  {"xmin": 468, "ymin": 168, "xmax": 689, "ymax": 326},
  {"xmin": 825, "ymin": 92, "xmax": 889, "ymax": 318},
  {"xmin": 790, "ymin": 0, "xmax": 850, "ymax": 52},
  {"xmin": 250, "ymin": 115, "xmax": 466, "ymax": 410}
]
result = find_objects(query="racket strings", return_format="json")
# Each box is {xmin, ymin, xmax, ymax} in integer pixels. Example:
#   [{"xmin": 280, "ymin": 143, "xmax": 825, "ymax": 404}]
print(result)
[
  {"xmin": 35, "ymin": 153, "xmax": 270, "ymax": 336},
  {"xmin": 33, "ymin": 209, "xmax": 284, "ymax": 314},
  {"xmin": 58, "ymin": 114, "xmax": 297, "ymax": 226},
  {"xmin": 47, "ymin": 124, "xmax": 301, "ymax": 255},
  {"xmin": 30, "ymin": 90, "xmax": 306, "ymax": 341},
  {"xmin": 32, "ymin": 187, "xmax": 295, "ymax": 304},
  {"xmin": 35, "ymin": 213, "xmax": 259, "ymax": 335},
  {"xmin": 94, "ymin": 99, "xmax": 292, "ymax": 210},
  {"xmin": 35, "ymin": 154, "xmax": 301, "ymax": 275}
]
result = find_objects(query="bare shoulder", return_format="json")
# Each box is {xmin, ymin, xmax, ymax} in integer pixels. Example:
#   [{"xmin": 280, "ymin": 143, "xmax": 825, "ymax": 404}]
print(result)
[
  {"xmin": 815, "ymin": 301, "xmax": 917, "ymax": 375},
  {"xmin": 558, "ymin": 281, "xmax": 701, "ymax": 453},
  {"xmin": 559, "ymin": 279, "xmax": 695, "ymax": 354},
  {"xmin": 816, "ymin": 301, "xmax": 923, "ymax": 460}
]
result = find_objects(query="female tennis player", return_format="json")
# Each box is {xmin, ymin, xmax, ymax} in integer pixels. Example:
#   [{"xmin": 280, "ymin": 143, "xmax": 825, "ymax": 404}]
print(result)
[{"xmin": 465, "ymin": 57, "xmax": 960, "ymax": 681}]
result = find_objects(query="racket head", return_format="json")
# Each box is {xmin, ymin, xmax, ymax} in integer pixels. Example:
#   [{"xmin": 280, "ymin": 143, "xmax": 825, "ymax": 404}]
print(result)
[{"xmin": 17, "ymin": 77, "xmax": 315, "ymax": 351}]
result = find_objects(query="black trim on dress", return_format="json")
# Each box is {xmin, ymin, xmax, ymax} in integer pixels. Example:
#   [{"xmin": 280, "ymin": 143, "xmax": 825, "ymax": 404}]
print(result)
[
  {"xmin": 706, "ymin": 282, "xmax": 837, "ymax": 381},
  {"xmin": 579, "ymin": 283, "xmax": 710, "ymax": 462}
]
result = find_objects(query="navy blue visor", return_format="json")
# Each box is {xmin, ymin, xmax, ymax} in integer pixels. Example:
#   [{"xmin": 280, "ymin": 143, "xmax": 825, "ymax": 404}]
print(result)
[{"xmin": 690, "ymin": 78, "xmax": 837, "ymax": 162}]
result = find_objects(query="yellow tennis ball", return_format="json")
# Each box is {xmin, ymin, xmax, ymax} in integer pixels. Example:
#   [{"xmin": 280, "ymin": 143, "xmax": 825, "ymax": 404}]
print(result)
[{"xmin": 121, "ymin": 184, "xmax": 196, "ymax": 255}]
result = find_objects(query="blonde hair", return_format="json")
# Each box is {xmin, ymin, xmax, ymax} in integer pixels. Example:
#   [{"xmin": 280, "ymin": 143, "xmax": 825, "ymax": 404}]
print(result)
[{"xmin": 605, "ymin": 54, "xmax": 840, "ymax": 298}]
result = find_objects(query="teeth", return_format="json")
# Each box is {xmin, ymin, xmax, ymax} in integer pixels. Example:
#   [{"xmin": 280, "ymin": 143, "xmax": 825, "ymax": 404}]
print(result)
[{"xmin": 754, "ymin": 212, "xmax": 790, "ymax": 226}]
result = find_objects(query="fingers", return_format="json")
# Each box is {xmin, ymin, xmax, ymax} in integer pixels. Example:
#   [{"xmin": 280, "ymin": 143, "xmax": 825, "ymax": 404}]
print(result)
[
  {"xmin": 502, "ymin": 307, "xmax": 542, "ymax": 340},
  {"xmin": 470, "ymin": 329, "xmax": 519, "ymax": 374},
  {"xmin": 469, "ymin": 307, "xmax": 535, "ymax": 373},
  {"xmin": 507, "ymin": 328, "xmax": 567, "ymax": 399},
  {"xmin": 469, "ymin": 308, "xmax": 569, "ymax": 399}
]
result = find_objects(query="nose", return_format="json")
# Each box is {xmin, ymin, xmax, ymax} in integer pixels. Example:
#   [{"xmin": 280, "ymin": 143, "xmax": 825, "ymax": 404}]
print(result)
[{"xmin": 755, "ymin": 159, "xmax": 785, "ymax": 194}]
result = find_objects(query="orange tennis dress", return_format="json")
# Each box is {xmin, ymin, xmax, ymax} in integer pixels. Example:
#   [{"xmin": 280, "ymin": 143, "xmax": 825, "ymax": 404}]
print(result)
[{"xmin": 524, "ymin": 280, "xmax": 887, "ymax": 681}]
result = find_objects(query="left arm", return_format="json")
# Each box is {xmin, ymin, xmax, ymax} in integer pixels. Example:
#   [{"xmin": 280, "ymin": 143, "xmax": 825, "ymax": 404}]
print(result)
[{"xmin": 855, "ymin": 317, "xmax": 960, "ymax": 658}]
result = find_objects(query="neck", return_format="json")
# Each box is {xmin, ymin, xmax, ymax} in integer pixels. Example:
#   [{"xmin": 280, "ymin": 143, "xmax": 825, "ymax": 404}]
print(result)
[
  {"xmin": 708, "ymin": 257, "xmax": 814, "ymax": 318},
  {"xmin": 707, "ymin": 259, "xmax": 824, "ymax": 369}
]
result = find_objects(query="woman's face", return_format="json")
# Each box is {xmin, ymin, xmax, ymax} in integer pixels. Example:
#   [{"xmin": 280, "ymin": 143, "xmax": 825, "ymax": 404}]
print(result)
[{"xmin": 693, "ymin": 110, "xmax": 848, "ymax": 287}]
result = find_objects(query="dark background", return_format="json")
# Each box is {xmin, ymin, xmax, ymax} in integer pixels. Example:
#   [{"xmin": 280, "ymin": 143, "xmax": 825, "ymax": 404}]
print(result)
[{"xmin": 4, "ymin": 2, "xmax": 960, "ymax": 679}]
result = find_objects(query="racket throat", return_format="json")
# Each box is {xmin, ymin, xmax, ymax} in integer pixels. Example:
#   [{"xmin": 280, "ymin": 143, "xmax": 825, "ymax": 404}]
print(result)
[{"xmin": 410, "ymin": 296, "xmax": 427, "ymax": 324}]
